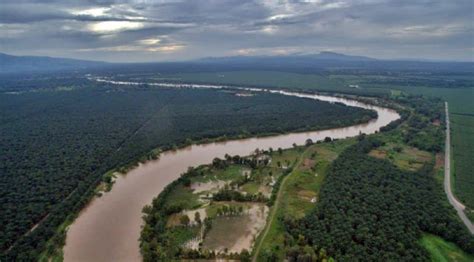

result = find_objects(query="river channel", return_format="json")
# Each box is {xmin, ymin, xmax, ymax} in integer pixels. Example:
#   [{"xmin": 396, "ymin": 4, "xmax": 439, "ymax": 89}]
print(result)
[{"xmin": 64, "ymin": 85, "xmax": 400, "ymax": 262}]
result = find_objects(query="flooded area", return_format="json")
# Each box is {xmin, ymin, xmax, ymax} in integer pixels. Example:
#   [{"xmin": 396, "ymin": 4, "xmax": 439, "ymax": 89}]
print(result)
[
  {"xmin": 202, "ymin": 204, "xmax": 269, "ymax": 253},
  {"xmin": 63, "ymin": 86, "xmax": 399, "ymax": 262}
]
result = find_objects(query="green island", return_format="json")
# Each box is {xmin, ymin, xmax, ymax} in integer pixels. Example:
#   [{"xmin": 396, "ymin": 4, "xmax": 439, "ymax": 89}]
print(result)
[{"xmin": 140, "ymin": 93, "xmax": 474, "ymax": 261}]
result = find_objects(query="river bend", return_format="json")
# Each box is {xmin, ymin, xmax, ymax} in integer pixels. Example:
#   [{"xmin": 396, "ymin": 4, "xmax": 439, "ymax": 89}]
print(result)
[{"xmin": 64, "ymin": 84, "xmax": 400, "ymax": 262}]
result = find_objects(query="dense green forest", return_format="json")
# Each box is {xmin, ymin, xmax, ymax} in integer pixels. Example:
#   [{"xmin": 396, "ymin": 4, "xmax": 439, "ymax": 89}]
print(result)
[
  {"xmin": 283, "ymin": 102, "xmax": 474, "ymax": 262},
  {"xmin": 0, "ymin": 82, "xmax": 375, "ymax": 260},
  {"xmin": 286, "ymin": 137, "xmax": 474, "ymax": 261}
]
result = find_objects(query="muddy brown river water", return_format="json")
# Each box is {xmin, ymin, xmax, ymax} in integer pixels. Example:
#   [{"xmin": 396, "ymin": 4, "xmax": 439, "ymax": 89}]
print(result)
[{"xmin": 63, "ymin": 88, "xmax": 399, "ymax": 262}]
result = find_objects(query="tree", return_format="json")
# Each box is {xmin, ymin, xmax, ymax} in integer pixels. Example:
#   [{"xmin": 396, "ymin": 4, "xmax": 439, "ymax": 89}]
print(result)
[
  {"xmin": 287, "ymin": 139, "xmax": 474, "ymax": 260},
  {"xmin": 222, "ymin": 205, "xmax": 229, "ymax": 215},
  {"xmin": 240, "ymin": 249, "xmax": 251, "ymax": 262},
  {"xmin": 254, "ymin": 148, "xmax": 261, "ymax": 155},
  {"xmin": 324, "ymin": 136, "xmax": 332, "ymax": 142},
  {"xmin": 194, "ymin": 212, "xmax": 201, "ymax": 224},
  {"xmin": 278, "ymin": 147, "xmax": 283, "ymax": 155},
  {"xmin": 182, "ymin": 177, "xmax": 191, "ymax": 187},
  {"xmin": 305, "ymin": 138, "xmax": 314, "ymax": 146},
  {"xmin": 232, "ymin": 155, "xmax": 241, "ymax": 163},
  {"xmin": 180, "ymin": 215, "xmax": 190, "ymax": 226}
]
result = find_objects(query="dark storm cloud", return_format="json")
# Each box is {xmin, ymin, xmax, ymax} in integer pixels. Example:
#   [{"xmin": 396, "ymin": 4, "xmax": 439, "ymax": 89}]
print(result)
[{"xmin": 0, "ymin": 0, "xmax": 472, "ymax": 62}]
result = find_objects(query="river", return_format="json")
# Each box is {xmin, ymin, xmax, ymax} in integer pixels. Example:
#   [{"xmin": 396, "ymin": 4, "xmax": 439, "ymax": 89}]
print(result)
[{"xmin": 63, "ymin": 85, "xmax": 400, "ymax": 262}]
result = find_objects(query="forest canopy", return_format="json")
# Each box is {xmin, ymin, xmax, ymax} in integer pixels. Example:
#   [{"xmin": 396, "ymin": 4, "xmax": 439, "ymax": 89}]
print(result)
[
  {"xmin": 287, "ymin": 138, "xmax": 474, "ymax": 261},
  {"xmin": 0, "ymin": 83, "xmax": 375, "ymax": 260}
]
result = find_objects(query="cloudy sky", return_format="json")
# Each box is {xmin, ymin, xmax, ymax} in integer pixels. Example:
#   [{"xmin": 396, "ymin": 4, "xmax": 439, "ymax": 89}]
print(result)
[{"xmin": 0, "ymin": 0, "xmax": 473, "ymax": 62}]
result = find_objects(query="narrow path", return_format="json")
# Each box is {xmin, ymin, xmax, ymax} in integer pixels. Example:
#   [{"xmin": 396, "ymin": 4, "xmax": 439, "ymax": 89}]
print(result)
[
  {"xmin": 252, "ymin": 147, "xmax": 310, "ymax": 261},
  {"xmin": 444, "ymin": 102, "xmax": 474, "ymax": 234}
]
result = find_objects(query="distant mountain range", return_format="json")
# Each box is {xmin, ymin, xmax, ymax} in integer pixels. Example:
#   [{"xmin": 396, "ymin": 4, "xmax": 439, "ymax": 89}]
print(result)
[
  {"xmin": 0, "ymin": 53, "xmax": 107, "ymax": 74},
  {"xmin": 1, "ymin": 51, "xmax": 472, "ymax": 74},
  {"xmin": 198, "ymin": 51, "xmax": 377, "ymax": 63}
]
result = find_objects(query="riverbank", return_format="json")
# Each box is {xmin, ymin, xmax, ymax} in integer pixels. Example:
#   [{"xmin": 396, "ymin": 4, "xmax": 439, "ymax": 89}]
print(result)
[
  {"xmin": 3, "ymin": 87, "xmax": 374, "ymax": 261},
  {"xmin": 61, "ymin": 90, "xmax": 399, "ymax": 262}
]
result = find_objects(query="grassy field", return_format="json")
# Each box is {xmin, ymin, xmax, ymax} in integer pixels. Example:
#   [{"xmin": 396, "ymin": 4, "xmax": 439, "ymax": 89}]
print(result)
[
  {"xmin": 369, "ymin": 143, "xmax": 433, "ymax": 172},
  {"xmin": 420, "ymin": 234, "xmax": 474, "ymax": 262},
  {"xmin": 164, "ymin": 184, "xmax": 201, "ymax": 210},
  {"xmin": 254, "ymin": 139, "xmax": 356, "ymax": 261}
]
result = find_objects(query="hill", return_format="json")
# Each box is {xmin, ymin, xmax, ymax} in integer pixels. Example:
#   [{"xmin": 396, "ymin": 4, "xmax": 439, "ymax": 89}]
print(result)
[
  {"xmin": 0, "ymin": 53, "xmax": 107, "ymax": 74},
  {"xmin": 197, "ymin": 51, "xmax": 376, "ymax": 64}
]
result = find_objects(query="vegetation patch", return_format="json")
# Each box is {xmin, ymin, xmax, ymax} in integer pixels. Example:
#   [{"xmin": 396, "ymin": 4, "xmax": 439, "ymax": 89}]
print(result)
[
  {"xmin": 420, "ymin": 233, "xmax": 474, "ymax": 262},
  {"xmin": 394, "ymin": 86, "xmax": 474, "ymax": 215},
  {"xmin": 140, "ymin": 150, "xmax": 291, "ymax": 260},
  {"xmin": 286, "ymin": 138, "xmax": 473, "ymax": 261},
  {"xmin": 254, "ymin": 139, "xmax": 355, "ymax": 261},
  {"xmin": 255, "ymin": 95, "xmax": 473, "ymax": 261},
  {"xmin": 369, "ymin": 143, "xmax": 433, "ymax": 172}
]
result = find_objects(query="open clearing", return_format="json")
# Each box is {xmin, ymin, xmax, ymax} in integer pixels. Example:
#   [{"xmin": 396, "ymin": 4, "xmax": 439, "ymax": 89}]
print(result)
[
  {"xmin": 253, "ymin": 139, "xmax": 356, "ymax": 261},
  {"xmin": 369, "ymin": 143, "xmax": 432, "ymax": 172},
  {"xmin": 202, "ymin": 204, "xmax": 268, "ymax": 253},
  {"xmin": 420, "ymin": 234, "xmax": 474, "ymax": 262}
]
